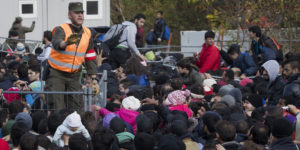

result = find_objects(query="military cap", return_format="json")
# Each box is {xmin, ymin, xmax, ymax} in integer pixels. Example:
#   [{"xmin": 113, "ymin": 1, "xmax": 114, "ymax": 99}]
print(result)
[{"xmin": 69, "ymin": 2, "xmax": 84, "ymax": 12}]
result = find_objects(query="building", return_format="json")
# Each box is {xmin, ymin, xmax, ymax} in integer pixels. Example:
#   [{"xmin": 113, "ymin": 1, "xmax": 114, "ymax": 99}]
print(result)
[{"xmin": 0, "ymin": 0, "xmax": 110, "ymax": 41}]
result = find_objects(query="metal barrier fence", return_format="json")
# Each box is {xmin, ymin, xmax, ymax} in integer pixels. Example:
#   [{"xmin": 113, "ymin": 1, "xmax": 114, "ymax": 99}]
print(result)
[
  {"xmin": 0, "ymin": 37, "xmax": 43, "ymax": 54},
  {"xmin": 1, "ymin": 70, "xmax": 108, "ymax": 112}
]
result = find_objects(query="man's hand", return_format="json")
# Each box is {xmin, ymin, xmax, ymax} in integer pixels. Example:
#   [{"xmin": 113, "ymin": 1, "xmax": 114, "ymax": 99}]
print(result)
[
  {"xmin": 139, "ymin": 55, "xmax": 147, "ymax": 61},
  {"xmin": 93, "ymin": 105, "xmax": 101, "ymax": 111},
  {"xmin": 62, "ymin": 134, "xmax": 70, "ymax": 146},
  {"xmin": 157, "ymin": 38, "xmax": 162, "ymax": 42},
  {"xmin": 96, "ymin": 50, "xmax": 107, "ymax": 67},
  {"xmin": 66, "ymin": 33, "xmax": 81, "ymax": 45},
  {"xmin": 240, "ymin": 74, "xmax": 247, "ymax": 80}
]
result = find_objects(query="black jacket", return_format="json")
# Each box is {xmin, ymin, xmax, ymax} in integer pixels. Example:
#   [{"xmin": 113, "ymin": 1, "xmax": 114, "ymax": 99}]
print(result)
[
  {"xmin": 221, "ymin": 141, "xmax": 242, "ymax": 150},
  {"xmin": 283, "ymin": 73, "xmax": 300, "ymax": 107},
  {"xmin": 154, "ymin": 18, "xmax": 165, "ymax": 39},
  {"xmin": 268, "ymin": 76, "xmax": 286, "ymax": 105},
  {"xmin": 270, "ymin": 137, "xmax": 299, "ymax": 150}
]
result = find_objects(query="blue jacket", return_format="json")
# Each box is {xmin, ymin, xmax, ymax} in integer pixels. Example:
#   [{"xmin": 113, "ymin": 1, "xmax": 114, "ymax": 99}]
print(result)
[
  {"xmin": 232, "ymin": 54, "xmax": 258, "ymax": 76},
  {"xmin": 261, "ymin": 47, "xmax": 277, "ymax": 63}
]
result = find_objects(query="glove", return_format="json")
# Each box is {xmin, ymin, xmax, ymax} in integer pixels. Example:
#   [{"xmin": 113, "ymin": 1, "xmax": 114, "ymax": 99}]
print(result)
[{"xmin": 66, "ymin": 33, "xmax": 81, "ymax": 45}]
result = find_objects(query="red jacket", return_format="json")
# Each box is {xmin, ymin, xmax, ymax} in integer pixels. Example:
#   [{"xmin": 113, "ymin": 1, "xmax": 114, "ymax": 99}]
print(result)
[{"xmin": 195, "ymin": 44, "xmax": 220, "ymax": 73}]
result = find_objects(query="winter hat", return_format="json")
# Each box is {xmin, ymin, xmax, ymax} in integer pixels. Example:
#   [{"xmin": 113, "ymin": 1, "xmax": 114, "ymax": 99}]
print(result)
[
  {"xmin": 122, "ymin": 96, "xmax": 141, "ymax": 111},
  {"xmin": 66, "ymin": 111, "xmax": 82, "ymax": 128},
  {"xmin": 203, "ymin": 79, "xmax": 217, "ymax": 88},
  {"xmin": 221, "ymin": 95, "xmax": 236, "ymax": 107},
  {"xmin": 218, "ymin": 84, "xmax": 234, "ymax": 96},
  {"xmin": 3, "ymin": 87, "xmax": 20, "ymax": 103},
  {"xmin": 15, "ymin": 112, "xmax": 33, "ymax": 129},
  {"xmin": 164, "ymin": 90, "xmax": 190, "ymax": 106},
  {"xmin": 228, "ymin": 88, "xmax": 242, "ymax": 104},
  {"xmin": 16, "ymin": 43, "xmax": 25, "ymax": 52},
  {"xmin": 240, "ymin": 78, "xmax": 253, "ymax": 87},
  {"xmin": 145, "ymin": 51, "xmax": 155, "ymax": 61},
  {"xmin": 271, "ymin": 117, "xmax": 293, "ymax": 138},
  {"xmin": 155, "ymin": 134, "xmax": 186, "ymax": 150},
  {"xmin": 103, "ymin": 113, "xmax": 118, "ymax": 129},
  {"xmin": 245, "ymin": 94, "xmax": 263, "ymax": 108}
]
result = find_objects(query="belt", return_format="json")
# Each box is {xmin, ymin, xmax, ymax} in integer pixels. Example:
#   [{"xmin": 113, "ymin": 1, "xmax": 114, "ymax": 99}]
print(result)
[{"xmin": 115, "ymin": 46, "xmax": 129, "ymax": 50}]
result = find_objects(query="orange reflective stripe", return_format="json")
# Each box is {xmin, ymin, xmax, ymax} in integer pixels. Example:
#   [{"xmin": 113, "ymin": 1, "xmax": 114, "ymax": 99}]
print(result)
[{"xmin": 48, "ymin": 23, "xmax": 91, "ymax": 73}]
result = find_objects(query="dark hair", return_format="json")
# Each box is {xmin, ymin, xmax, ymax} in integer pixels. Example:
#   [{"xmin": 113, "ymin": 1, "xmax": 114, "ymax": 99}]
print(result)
[
  {"xmin": 144, "ymin": 111, "xmax": 161, "ymax": 132},
  {"xmin": 47, "ymin": 112, "xmax": 63, "ymax": 136},
  {"xmin": 37, "ymin": 135, "xmax": 51, "ymax": 150},
  {"xmin": 110, "ymin": 94, "xmax": 122, "ymax": 103},
  {"xmin": 134, "ymin": 133, "xmax": 155, "ymax": 150},
  {"xmin": 250, "ymin": 124, "xmax": 270, "ymax": 145},
  {"xmin": 176, "ymin": 58, "xmax": 192, "ymax": 71},
  {"xmin": 0, "ymin": 109, "xmax": 8, "ymax": 128},
  {"xmin": 157, "ymin": 10, "xmax": 163, "ymax": 15},
  {"xmin": 224, "ymin": 69, "xmax": 234, "ymax": 81},
  {"xmin": 284, "ymin": 59, "xmax": 300, "ymax": 71},
  {"xmin": 28, "ymin": 64, "xmax": 41, "ymax": 73},
  {"xmin": 110, "ymin": 117, "xmax": 126, "ymax": 134},
  {"xmin": 205, "ymin": 30, "xmax": 215, "ymax": 39},
  {"xmin": 92, "ymin": 126, "xmax": 118, "ymax": 150},
  {"xmin": 242, "ymin": 140, "xmax": 265, "ymax": 150},
  {"xmin": 11, "ymin": 122, "xmax": 29, "ymax": 147},
  {"xmin": 8, "ymin": 61, "xmax": 20, "ymax": 71},
  {"xmin": 136, "ymin": 114, "xmax": 153, "ymax": 134},
  {"xmin": 227, "ymin": 44, "xmax": 241, "ymax": 55},
  {"xmin": 43, "ymin": 31, "xmax": 52, "ymax": 41},
  {"xmin": 38, "ymin": 119, "xmax": 48, "ymax": 135},
  {"xmin": 215, "ymin": 120, "xmax": 236, "ymax": 142},
  {"xmin": 69, "ymin": 133, "xmax": 88, "ymax": 150},
  {"xmin": 9, "ymin": 30, "xmax": 19, "ymax": 37},
  {"xmin": 134, "ymin": 13, "xmax": 146, "ymax": 20},
  {"xmin": 127, "ymin": 86, "xmax": 153, "ymax": 100},
  {"xmin": 189, "ymin": 101, "xmax": 209, "ymax": 117},
  {"xmin": 19, "ymin": 133, "xmax": 38, "ymax": 150},
  {"xmin": 236, "ymin": 120, "xmax": 249, "ymax": 134},
  {"xmin": 202, "ymin": 113, "xmax": 221, "ymax": 133},
  {"xmin": 125, "ymin": 56, "xmax": 148, "ymax": 76},
  {"xmin": 168, "ymin": 119, "xmax": 188, "ymax": 137},
  {"xmin": 264, "ymin": 106, "xmax": 283, "ymax": 129},
  {"xmin": 31, "ymin": 111, "xmax": 47, "ymax": 133},
  {"xmin": 279, "ymin": 96, "xmax": 296, "ymax": 106},
  {"xmin": 35, "ymin": 47, "xmax": 43, "ymax": 55},
  {"xmin": 8, "ymin": 100, "xmax": 24, "ymax": 120},
  {"xmin": 248, "ymin": 26, "xmax": 261, "ymax": 37},
  {"xmin": 170, "ymin": 78, "xmax": 184, "ymax": 90},
  {"xmin": 18, "ymin": 63, "xmax": 28, "ymax": 80}
]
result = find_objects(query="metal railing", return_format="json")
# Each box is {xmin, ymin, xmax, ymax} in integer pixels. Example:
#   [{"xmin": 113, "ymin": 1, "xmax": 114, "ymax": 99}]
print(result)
[{"xmin": 1, "ymin": 70, "xmax": 108, "ymax": 112}]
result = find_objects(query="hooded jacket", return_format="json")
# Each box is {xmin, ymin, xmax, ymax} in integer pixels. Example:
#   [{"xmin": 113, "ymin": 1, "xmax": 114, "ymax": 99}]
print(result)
[
  {"xmin": 262, "ymin": 60, "xmax": 286, "ymax": 105},
  {"xmin": 10, "ymin": 22, "xmax": 35, "ymax": 40},
  {"xmin": 195, "ymin": 43, "xmax": 220, "ymax": 73},
  {"xmin": 232, "ymin": 53, "xmax": 258, "ymax": 76},
  {"xmin": 118, "ymin": 21, "xmax": 141, "ymax": 56}
]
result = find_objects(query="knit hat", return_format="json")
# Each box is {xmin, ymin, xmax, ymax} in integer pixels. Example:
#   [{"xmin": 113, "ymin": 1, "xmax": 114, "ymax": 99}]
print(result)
[
  {"xmin": 122, "ymin": 96, "xmax": 141, "ymax": 111},
  {"xmin": 203, "ymin": 79, "xmax": 217, "ymax": 88},
  {"xmin": 218, "ymin": 84, "xmax": 234, "ymax": 96},
  {"xmin": 245, "ymin": 94, "xmax": 263, "ymax": 108},
  {"xmin": 3, "ymin": 87, "xmax": 20, "ymax": 103},
  {"xmin": 145, "ymin": 51, "xmax": 155, "ymax": 61},
  {"xmin": 66, "ymin": 111, "xmax": 82, "ymax": 128},
  {"xmin": 16, "ymin": 43, "xmax": 25, "ymax": 52},
  {"xmin": 228, "ymin": 88, "xmax": 242, "ymax": 104},
  {"xmin": 155, "ymin": 134, "xmax": 186, "ymax": 150},
  {"xmin": 164, "ymin": 90, "xmax": 190, "ymax": 106},
  {"xmin": 271, "ymin": 117, "xmax": 293, "ymax": 138},
  {"xmin": 15, "ymin": 112, "xmax": 33, "ymax": 129},
  {"xmin": 103, "ymin": 113, "xmax": 118, "ymax": 129},
  {"xmin": 239, "ymin": 78, "xmax": 253, "ymax": 87},
  {"xmin": 116, "ymin": 132, "xmax": 135, "ymax": 144},
  {"xmin": 221, "ymin": 95, "xmax": 236, "ymax": 107}
]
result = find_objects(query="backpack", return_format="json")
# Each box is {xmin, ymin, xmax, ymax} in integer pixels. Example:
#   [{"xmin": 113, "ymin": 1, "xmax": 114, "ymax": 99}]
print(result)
[
  {"xmin": 98, "ymin": 24, "xmax": 127, "ymax": 56},
  {"xmin": 262, "ymin": 36, "xmax": 283, "ymax": 62},
  {"xmin": 163, "ymin": 25, "xmax": 170, "ymax": 40}
]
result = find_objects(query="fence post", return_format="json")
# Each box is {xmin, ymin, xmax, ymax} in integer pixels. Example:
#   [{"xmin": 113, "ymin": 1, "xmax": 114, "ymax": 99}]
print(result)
[
  {"xmin": 103, "ymin": 70, "xmax": 107, "ymax": 108},
  {"xmin": 88, "ymin": 86, "xmax": 93, "ymax": 112},
  {"xmin": 84, "ymin": 88, "xmax": 88, "ymax": 112}
]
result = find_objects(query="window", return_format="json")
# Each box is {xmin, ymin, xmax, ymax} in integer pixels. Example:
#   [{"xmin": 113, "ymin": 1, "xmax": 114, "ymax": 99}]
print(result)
[
  {"xmin": 83, "ymin": 0, "xmax": 103, "ymax": 19},
  {"xmin": 19, "ymin": 0, "xmax": 37, "ymax": 18}
]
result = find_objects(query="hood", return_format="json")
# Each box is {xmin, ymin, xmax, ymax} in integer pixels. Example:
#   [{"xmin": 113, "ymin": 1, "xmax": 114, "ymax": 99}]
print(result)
[{"xmin": 262, "ymin": 60, "xmax": 279, "ymax": 83}]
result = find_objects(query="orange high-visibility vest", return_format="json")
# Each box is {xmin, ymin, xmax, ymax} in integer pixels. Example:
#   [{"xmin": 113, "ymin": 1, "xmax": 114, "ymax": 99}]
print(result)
[{"xmin": 48, "ymin": 23, "xmax": 91, "ymax": 73}]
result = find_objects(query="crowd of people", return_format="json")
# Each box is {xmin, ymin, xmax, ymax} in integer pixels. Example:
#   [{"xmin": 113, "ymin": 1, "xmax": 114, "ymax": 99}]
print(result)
[{"xmin": 0, "ymin": 1, "xmax": 300, "ymax": 150}]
